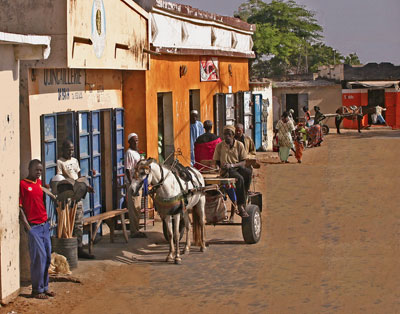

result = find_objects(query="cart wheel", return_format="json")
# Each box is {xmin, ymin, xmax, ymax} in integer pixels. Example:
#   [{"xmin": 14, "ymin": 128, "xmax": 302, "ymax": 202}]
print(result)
[
  {"xmin": 162, "ymin": 216, "xmax": 185, "ymax": 242},
  {"xmin": 322, "ymin": 124, "xmax": 329, "ymax": 135},
  {"xmin": 242, "ymin": 205, "xmax": 262, "ymax": 244}
]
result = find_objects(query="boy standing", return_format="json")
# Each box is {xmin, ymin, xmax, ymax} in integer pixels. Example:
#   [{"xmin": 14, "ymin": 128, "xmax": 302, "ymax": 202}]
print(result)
[{"xmin": 19, "ymin": 159, "xmax": 55, "ymax": 299}]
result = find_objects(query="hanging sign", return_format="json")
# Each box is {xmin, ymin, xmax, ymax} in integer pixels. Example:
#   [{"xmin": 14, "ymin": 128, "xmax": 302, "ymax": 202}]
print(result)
[{"xmin": 200, "ymin": 57, "xmax": 219, "ymax": 82}]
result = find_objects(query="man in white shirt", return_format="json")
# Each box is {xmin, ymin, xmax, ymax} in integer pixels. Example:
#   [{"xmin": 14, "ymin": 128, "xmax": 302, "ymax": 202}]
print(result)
[
  {"xmin": 125, "ymin": 133, "xmax": 146, "ymax": 238},
  {"xmin": 57, "ymin": 140, "xmax": 94, "ymax": 259},
  {"xmin": 375, "ymin": 105, "xmax": 387, "ymax": 125}
]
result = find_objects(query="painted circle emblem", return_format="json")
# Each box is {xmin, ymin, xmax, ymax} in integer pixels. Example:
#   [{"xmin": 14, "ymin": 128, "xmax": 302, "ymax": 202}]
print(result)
[
  {"xmin": 28, "ymin": 187, "xmax": 33, "ymax": 191},
  {"xmin": 91, "ymin": 0, "xmax": 106, "ymax": 58}
]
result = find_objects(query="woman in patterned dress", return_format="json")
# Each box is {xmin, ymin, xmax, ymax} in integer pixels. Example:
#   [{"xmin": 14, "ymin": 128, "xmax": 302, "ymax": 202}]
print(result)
[{"xmin": 275, "ymin": 112, "xmax": 295, "ymax": 163}]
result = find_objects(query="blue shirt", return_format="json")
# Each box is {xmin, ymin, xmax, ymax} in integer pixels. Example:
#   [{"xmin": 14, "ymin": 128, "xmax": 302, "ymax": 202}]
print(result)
[{"xmin": 190, "ymin": 120, "xmax": 204, "ymax": 164}]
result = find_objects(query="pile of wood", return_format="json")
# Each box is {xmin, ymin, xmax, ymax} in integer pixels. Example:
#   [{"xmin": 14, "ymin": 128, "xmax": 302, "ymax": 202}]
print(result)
[{"xmin": 55, "ymin": 200, "xmax": 78, "ymax": 238}]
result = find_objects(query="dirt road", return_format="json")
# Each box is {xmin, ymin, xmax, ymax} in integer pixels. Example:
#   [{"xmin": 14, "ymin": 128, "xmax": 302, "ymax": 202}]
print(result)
[{"xmin": 3, "ymin": 129, "xmax": 400, "ymax": 314}]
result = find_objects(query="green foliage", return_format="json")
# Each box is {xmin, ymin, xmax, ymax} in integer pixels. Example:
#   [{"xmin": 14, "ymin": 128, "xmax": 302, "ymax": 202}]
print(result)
[
  {"xmin": 238, "ymin": 0, "xmax": 361, "ymax": 78},
  {"xmin": 344, "ymin": 53, "xmax": 361, "ymax": 65},
  {"xmin": 307, "ymin": 43, "xmax": 343, "ymax": 72}
]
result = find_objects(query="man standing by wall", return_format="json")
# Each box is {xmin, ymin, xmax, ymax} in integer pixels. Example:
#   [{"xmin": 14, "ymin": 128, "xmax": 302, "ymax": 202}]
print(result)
[
  {"xmin": 190, "ymin": 110, "xmax": 204, "ymax": 165},
  {"xmin": 57, "ymin": 140, "xmax": 94, "ymax": 259},
  {"xmin": 125, "ymin": 133, "xmax": 146, "ymax": 238},
  {"xmin": 20, "ymin": 160, "xmax": 55, "ymax": 299}
]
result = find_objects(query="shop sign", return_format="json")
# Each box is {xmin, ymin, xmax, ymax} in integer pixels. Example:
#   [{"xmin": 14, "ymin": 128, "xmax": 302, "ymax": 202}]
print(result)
[{"xmin": 38, "ymin": 69, "xmax": 85, "ymax": 101}]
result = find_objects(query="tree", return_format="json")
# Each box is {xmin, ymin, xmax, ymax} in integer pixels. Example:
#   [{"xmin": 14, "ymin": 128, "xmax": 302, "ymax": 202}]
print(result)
[
  {"xmin": 344, "ymin": 53, "xmax": 361, "ymax": 65},
  {"xmin": 238, "ymin": 0, "xmax": 360, "ymax": 78},
  {"xmin": 307, "ymin": 43, "xmax": 344, "ymax": 72},
  {"xmin": 234, "ymin": 0, "xmax": 265, "ymax": 21}
]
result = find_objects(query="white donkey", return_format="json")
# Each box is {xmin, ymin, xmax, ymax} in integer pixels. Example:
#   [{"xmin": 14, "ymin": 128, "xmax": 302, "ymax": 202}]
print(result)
[{"xmin": 129, "ymin": 158, "xmax": 207, "ymax": 264}]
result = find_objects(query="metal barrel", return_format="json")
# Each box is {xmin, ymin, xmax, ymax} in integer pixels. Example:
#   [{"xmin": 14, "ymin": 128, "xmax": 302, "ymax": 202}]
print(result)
[{"xmin": 51, "ymin": 237, "xmax": 78, "ymax": 269}]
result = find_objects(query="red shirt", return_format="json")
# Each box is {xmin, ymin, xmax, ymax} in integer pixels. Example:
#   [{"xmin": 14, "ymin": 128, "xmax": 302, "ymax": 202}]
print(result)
[{"xmin": 19, "ymin": 179, "xmax": 48, "ymax": 224}]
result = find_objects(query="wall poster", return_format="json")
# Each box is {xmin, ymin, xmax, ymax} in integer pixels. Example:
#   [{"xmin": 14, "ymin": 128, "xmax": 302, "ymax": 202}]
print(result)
[{"xmin": 200, "ymin": 57, "xmax": 219, "ymax": 82}]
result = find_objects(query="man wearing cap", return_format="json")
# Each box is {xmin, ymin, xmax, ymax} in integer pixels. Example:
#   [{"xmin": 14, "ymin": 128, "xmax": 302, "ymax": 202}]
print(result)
[
  {"xmin": 234, "ymin": 123, "xmax": 256, "ymax": 157},
  {"xmin": 57, "ymin": 140, "xmax": 94, "ymax": 259},
  {"xmin": 125, "ymin": 133, "xmax": 146, "ymax": 238},
  {"xmin": 213, "ymin": 125, "xmax": 251, "ymax": 218},
  {"xmin": 190, "ymin": 110, "xmax": 204, "ymax": 166}
]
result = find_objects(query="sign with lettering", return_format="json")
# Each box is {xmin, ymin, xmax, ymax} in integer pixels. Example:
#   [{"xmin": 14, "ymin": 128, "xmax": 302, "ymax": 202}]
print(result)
[
  {"xmin": 38, "ymin": 69, "xmax": 85, "ymax": 99},
  {"xmin": 43, "ymin": 69, "xmax": 82, "ymax": 86}
]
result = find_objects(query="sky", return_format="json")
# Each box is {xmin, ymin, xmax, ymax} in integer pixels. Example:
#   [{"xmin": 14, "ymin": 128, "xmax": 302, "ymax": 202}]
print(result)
[{"xmin": 171, "ymin": 0, "xmax": 400, "ymax": 65}]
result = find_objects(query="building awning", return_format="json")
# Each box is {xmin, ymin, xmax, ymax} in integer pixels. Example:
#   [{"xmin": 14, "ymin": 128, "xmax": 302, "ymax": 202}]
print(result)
[
  {"xmin": 0, "ymin": 31, "xmax": 51, "ymax": 59},
  {"xmin": 348, "ymin": 81, "xmax": 400, "ymax": 88}
]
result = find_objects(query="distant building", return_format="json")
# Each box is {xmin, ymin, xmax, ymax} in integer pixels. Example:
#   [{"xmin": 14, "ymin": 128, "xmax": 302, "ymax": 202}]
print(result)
[
  {"xmin": 272, "ymin": 79, "xmax": 342, "ymax": 129},
  {"xmin": 318, "ymin": 63, "xmax": 400, "ymax": 129}
]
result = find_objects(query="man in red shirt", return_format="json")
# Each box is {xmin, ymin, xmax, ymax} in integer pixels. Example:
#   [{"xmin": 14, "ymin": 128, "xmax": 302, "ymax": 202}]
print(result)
[{"xmin": 20, "ymin": 159, "xmax": 55, "ymax": 299}]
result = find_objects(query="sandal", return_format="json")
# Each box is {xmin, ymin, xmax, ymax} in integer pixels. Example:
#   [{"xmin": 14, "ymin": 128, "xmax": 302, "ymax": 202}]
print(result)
[
  {"xmin": 44, "ymin": 291, "xmax": 56, "ymax": 297},
  {"xmin": 32, "ymin": 292, "xmax": 48, "ymax": 300}
]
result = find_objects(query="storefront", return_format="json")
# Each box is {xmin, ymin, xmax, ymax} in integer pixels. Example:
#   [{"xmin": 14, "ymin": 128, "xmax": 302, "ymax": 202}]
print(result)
[
  {"xmin": 123, "ymin": 0, "xmax": 255, "ymax": 164},
  {"xmin": 0, "ymin": 0, "xmax": 149, "ymax": 280},
  {"xmin": 12, "ymin": 0, "xmax": 149, "ymax": 221}
]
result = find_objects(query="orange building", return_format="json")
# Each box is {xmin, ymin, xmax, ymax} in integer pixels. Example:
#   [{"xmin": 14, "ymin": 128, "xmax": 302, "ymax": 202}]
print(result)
[{"xmin": 123, "ymin": 1, "xmax": 255, "ymax": 164}]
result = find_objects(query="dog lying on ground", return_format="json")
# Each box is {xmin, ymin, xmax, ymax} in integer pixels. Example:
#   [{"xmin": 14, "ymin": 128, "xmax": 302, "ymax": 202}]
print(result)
[{"xmin": 48, "ymin": 252, "xmax": 71, "ymax": 275}]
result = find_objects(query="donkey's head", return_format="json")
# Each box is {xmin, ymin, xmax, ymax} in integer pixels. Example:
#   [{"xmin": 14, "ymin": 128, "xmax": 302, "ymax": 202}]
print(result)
[{"xmin": 129, "ymin": 158, "xmax": 156, "ymax": 196}]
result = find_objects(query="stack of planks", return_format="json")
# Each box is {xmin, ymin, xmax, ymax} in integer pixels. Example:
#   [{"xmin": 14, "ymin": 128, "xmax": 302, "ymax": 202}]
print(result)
[{"xmin": 56, "ymin": 201, "xmax": 78, "ymax": 238}]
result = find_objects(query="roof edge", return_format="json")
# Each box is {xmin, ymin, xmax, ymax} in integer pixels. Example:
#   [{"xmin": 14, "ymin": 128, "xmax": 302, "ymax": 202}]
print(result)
[
  {"xmin": 0, "ymin": 31, "xmax": 51, "ymax": 59},
  {"xmin": 154, "ymin": 0, "xmax": 255, "ymax": 32}
]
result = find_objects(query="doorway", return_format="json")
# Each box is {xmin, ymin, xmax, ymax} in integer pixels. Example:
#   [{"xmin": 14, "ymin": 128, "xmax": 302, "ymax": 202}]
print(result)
[
  {"xmin": 189, "ymin": 90, "xmax": 201, "ymax": 119},
  {"xmin": 286, "ymin": 94, "xmax": 299, "ymax": 121},
  {"xmin": 157, "ymin": 92, "xmax": 174, "ymax": 163},
  {"xmin": 368, "ymin": 89, "xmax": 385, "ymax": 123},
  {"xmin": 100, "ymin": 110, "xmax": 113, "ymax": 213}
]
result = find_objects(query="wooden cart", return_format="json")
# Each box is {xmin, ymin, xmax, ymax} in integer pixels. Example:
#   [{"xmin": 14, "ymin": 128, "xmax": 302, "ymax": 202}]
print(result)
[{"xmin": 161, "ymin": 173, "xmax": 263, "ymax": 244}]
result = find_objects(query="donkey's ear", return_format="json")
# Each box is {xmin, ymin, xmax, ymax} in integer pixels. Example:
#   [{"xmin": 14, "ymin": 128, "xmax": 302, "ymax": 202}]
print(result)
[{"xmin": 145, "ymin": 158, "xmax": 155, "ymax": 166}]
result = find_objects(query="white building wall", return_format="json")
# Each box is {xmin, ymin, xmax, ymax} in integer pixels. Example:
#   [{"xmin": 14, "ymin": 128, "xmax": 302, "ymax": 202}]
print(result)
[
  {"xmin": 150, "ymin": 11, "xmax": 253, "ymax": 54},
  {"xmin": 0, "ymin": 45, "xmax": 21, "ymax": 303}
]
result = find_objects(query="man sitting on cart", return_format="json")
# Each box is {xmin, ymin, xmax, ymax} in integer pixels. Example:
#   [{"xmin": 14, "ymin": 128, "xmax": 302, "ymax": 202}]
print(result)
[{"xmin": 213, "ymin": 125, "xmax": 251, "ymax": 218}]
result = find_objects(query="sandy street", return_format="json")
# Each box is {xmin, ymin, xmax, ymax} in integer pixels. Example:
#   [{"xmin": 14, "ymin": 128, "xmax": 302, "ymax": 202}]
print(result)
[{"xmin": 2, "ymin": 129, "xmax": 400, "ymax": 314}]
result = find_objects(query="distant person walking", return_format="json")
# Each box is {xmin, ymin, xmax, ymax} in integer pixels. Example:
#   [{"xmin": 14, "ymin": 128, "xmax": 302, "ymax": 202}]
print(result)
[
  {"xmin": 294, "ymin": 124, "xmax": 305, "ymax": 163},
  {"xmin": 275, "ymin": 112, "xmax": 295, "ymax": 163},
  {"xmin": 302, "ymin": 106, "xmax": 312, "ymax": 127}
]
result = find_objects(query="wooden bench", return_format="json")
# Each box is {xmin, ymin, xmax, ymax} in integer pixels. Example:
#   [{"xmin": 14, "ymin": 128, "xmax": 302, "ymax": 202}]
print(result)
[{"xmin": 83, "ymin": 208, "xmax": 129, "ymax": 254}]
